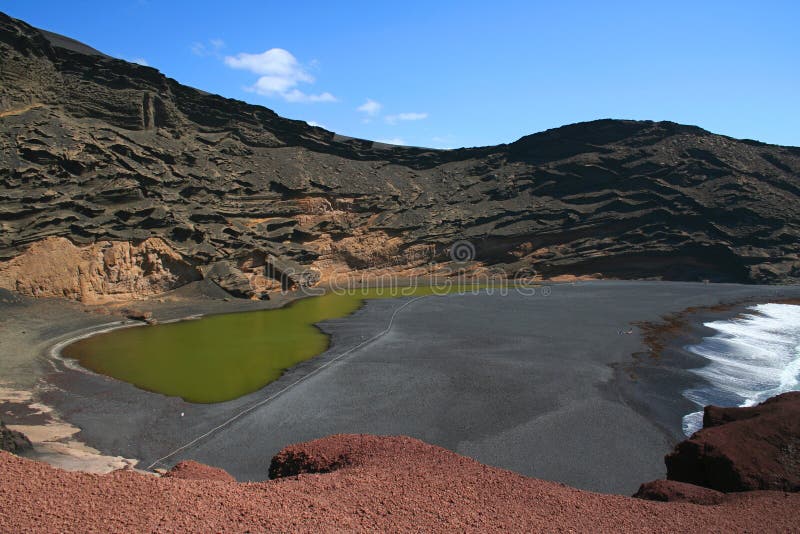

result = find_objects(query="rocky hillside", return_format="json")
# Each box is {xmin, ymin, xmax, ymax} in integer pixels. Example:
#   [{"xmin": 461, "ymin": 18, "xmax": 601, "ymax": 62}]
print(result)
[{"xmin": 1, "ymin": 13, "xmax": 799, "ymax": 301}]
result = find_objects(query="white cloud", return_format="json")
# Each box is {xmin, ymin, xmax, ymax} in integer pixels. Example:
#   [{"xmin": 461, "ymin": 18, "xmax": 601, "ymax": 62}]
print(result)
[
  {"xmin": 357, "ymin": 98, "xmax": 382, "ymax": 116},
  {"xmin": 131, "ymin": 57, "xmax": 149, "ymax": 66},
  {"xmin": 376, "ymin": 137, "xmax": 407, "ymax": 145},
  {"xmin": 225, "ymin": 48, "xmax": 336, "ymax": 103},
  {"xmin": 225, "ymin": 48, "xmax": 311, "ymax": 78},
  {"xmin": 283, "ymin": 89, "xmax": 337, "ymax": 103},
  {"xmin": 306, "ymin": 120, "xmax": 326, "ymax": 128},
  {"xmin": 385, "ymin": 112, "xmax": 428, "ymax": 125}
]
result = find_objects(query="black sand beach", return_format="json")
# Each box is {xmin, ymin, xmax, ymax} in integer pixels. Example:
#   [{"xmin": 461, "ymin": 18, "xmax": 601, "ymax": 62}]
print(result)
[{"xmin": 7, "ymin": 281, "xmax": 800, "ymax": 494}]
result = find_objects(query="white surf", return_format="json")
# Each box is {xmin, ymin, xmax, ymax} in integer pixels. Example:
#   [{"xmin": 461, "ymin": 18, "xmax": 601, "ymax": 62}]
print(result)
[{"xmin": 681, "ymin": 303, "xmax": 800, "ymax": 436}]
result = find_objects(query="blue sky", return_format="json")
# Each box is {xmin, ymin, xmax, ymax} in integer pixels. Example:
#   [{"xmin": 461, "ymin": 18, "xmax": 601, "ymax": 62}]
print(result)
[{"xmin": 3, "ymin": 1, "xmax": 799, "ymax": 148}]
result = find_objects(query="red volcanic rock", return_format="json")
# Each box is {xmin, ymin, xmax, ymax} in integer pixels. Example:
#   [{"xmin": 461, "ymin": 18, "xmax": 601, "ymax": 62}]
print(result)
[
  {"xmin": 163, "ymin": 460, "xmax": 235, "ymax": 482},
  {"xmin": 666, "ymin": 392, "xmax": 800, "ymax": 492},
  {"xmin": 633, "ymin": 480, "xmax": 725, "ymax": 505},
  {"xmin": 702, "ymin": 393, "xmax": 799, "ymax": 428},
  {"xmin": 2, "ymin": 434, "xmax": 800, "ymax": 532}
]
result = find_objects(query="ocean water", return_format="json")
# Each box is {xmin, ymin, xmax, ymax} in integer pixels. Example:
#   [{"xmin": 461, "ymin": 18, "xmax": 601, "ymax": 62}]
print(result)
[{"xmin": 682, "ymin": 303, "xmax": 800, "ymax": 436}]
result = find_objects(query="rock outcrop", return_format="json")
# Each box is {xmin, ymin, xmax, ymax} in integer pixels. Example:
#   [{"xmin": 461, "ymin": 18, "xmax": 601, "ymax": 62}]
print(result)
[
  {"xmin": 0, "ymin": 420, "xmax": 32, "ymax": 454},
  {"xmin": 0, "ymin": 236, "xmax": 199, "ymax": 303},
  {"xmin": 635, "ymin": 392, "xmax": 800, "ymax": 501},
  {"xmin": 2, "ymin": 11, "xmax": 800, "ymax": 302},
  {"xmin": 664, "ymin": 392, "xmax": 800, "ymax": 492}
]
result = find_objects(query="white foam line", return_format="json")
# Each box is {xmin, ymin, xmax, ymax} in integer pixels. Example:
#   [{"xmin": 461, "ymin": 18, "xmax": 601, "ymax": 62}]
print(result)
[
  {"xmin": 49, "ymin": 314, "xmax": 207, "ymax": 372},
  {"xmin": 49, "ymin": 321, "xmax": 138, "ymax": 373},
  {"xmin": 144, "ymin": 294, "xmax": 430, "ymax": 471}
]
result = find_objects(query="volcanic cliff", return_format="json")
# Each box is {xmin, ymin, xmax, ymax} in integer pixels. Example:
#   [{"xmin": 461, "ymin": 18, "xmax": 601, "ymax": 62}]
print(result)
[{"xmin": 2, "ymin": 12, "xmax": 799, "ymax": 301}]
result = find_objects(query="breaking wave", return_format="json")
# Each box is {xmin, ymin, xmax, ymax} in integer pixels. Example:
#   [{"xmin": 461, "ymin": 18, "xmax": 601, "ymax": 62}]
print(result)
[{"xmin": 681, "ymin": 303, "xmax": 800, "ymax": 436}]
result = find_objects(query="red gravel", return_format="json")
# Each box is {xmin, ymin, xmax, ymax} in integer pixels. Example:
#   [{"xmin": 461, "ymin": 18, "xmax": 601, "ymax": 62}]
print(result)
[
  {"xmin": 2, "ymin": 434, "xmax": 799, "ymax": 532},
  {"xmin": 163, "ymin": 460, "xmax": 236, "ymax": 482}
]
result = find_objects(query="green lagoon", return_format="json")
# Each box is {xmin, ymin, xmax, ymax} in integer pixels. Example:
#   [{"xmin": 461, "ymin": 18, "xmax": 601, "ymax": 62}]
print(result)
[{"xmin": 62, "ymin": 284, "xmax": 496, "ymax": 403}]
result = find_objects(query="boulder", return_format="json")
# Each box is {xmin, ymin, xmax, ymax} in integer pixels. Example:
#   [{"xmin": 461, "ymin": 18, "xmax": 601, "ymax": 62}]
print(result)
[
  {"xmin": 205, "ymin": 260, "xmax": 253, "ymax": 299},
  {"xmin": 124, "ymin": 309, "xmax": 152, "ymax": 321},
  {"xmin": 0, "ymin": 420, "xmax": 32, "ymax": 454},
  {"xmin": 665, "ymin": 392, "xmax": 800, "ymax": 492}
]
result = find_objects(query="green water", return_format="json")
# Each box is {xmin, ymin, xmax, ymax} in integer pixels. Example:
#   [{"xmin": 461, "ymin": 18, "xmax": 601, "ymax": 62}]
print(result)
[{"xmin": 62, "ymin": 285, "xmax": 490, "ymax": 403}]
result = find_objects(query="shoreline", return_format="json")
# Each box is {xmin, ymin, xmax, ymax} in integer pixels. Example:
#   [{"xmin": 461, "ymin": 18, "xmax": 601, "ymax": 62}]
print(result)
[
  {"xmin": 53, "ymin": 279, "xmax": 533, "ymax": 403},
  {"xmin": 5, "ymin": 277, "xmax": 510, "ymax": 470},
  {"xmin": 0, "ymin": 280, "xmax": 306, "ymax": 473},
  {"xmin": 615, "ymin": 295, "xmax": 800, "ymax": 442},
  {"xmin": 3, "ymin": 280, "xmax": 800, "ymax": 493}
]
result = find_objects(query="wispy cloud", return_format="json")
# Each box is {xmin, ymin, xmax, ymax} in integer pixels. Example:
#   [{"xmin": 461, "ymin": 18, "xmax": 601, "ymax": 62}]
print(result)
[
  {"xmin": 192, "ymin": 38, "xmax": 225, "ymax": 57},
  {"xmin": 357, "ymin": 98, "xmax": 382, "ymax": 117},
  {"xmin": 385, "ymin": 112, "xmax": 428, "ymax": 125},
  {"xmin": 224, "ymin": 48, "xmax": 336, "ymax": 103},
  {"xmin": 130, "ymin": 57, "xmax": 149, "ymax": 66}
]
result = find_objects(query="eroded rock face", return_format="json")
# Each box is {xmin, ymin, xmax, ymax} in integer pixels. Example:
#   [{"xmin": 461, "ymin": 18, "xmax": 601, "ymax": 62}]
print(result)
[
  {"xmin": 0, "ymin": 421, "xmax": 32, "ymax": 454},
  {"xmin": 665, "ymin": 392, "xmax": 800, "ymax": 492},
  {"xmin": 2, "ymin": 12, "xmax": 800, "ymax": 302},
  {"xmin": 0, "ymin": 236, "xmax": 199, "ymax": 303}
]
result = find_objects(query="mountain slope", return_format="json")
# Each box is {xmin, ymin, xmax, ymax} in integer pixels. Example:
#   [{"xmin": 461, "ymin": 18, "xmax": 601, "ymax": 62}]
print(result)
[{"xmin": 1, "ymin": 12, "xmax": 799, "ymax": 301}]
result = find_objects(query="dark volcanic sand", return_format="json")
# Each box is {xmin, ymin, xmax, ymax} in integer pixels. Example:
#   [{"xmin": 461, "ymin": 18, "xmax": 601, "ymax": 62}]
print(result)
[
  {"xmin": 40, "ymin": 281, "xmax": 800, "ymax": 494},
  {"xmin": 2, "ymin": 434, "xmax": 800, "ymax": 533}
]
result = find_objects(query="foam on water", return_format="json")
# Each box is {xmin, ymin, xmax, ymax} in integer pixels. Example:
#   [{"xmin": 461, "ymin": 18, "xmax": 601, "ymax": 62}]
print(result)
[{"xmin": 681, "ymin": 303, "xmax": 800, "ymax": 436}]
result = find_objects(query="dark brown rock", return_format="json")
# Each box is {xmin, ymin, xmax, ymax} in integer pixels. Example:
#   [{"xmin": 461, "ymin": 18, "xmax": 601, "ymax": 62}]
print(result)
[
  {"xmin": 665, "ymin": 392, "xmax": 800, "ymax": 492},
  {"xmin": 0, "ymin": 420, "xmax": 32, "ymax": 454},
  {"xmin": 124, "ymin": 310, "xmax": 152, "ymax": 322},
  {"xmin": 633, "ymin": 479, "xmax": 725, "ymax": 505}
]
